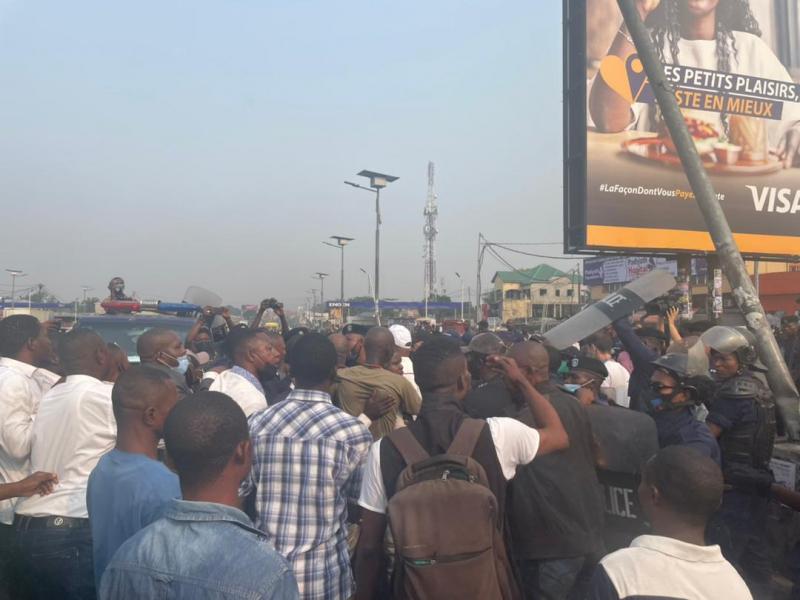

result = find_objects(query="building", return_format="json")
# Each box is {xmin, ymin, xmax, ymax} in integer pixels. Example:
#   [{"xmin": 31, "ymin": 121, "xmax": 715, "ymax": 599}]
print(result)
[{"xmin": 488, "ymin": 264, "xmax": 582, "ymax": 323}]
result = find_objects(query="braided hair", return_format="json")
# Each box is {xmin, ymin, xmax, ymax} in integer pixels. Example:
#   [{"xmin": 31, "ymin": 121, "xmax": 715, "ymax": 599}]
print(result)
[{"xmin": 647, "ymin": 0, "xmax": 761, "ymax": 134}]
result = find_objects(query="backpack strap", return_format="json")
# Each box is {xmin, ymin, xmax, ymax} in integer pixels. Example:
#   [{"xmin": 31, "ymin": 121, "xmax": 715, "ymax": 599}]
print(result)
[
  {"xmin": 389, "ymin": 427, "xmax": 430, "ymax": 466},
  {"xmin": 447, "ymin": 418, "xmax": 486, "ymax": 458}
]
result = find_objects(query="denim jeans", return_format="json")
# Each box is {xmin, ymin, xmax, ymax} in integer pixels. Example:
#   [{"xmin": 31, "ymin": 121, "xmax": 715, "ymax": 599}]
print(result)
[
  {"xmin": 516, "ymin": 556, "xmax": 588, "ymax": 600},
  {"xmin": 15, "ymin": 523, "xmax": 95, "ymax": 600}
]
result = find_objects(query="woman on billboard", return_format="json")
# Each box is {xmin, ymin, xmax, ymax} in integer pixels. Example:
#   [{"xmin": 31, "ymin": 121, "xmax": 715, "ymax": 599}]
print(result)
[{"xmin": 589, "ymin": 0, "xmax": 800, "ymax": 168}]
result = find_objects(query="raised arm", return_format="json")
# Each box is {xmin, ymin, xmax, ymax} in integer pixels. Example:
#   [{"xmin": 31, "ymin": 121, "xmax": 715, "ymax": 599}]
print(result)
[{"xmin": 489, "ymin": 356, "xmax": 568, "ymax": 455}]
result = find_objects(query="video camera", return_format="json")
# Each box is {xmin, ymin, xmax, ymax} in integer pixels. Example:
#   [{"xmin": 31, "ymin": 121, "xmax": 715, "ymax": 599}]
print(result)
[{"xmin": 644, "ymin": 291, "xmax": 682, "ymax": 317}]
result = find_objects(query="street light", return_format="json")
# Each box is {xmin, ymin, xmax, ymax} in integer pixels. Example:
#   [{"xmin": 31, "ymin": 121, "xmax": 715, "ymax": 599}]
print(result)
[
  {"xmin": 455, "ymin": 272, "xmax": 464, "ymax": 321},
  {"xmin": 345, "ymin": 170, "xmax": 398, "ymax": 323},
  {"xmin": 314, "ymin": 272, "xmax": 329, "ymax": 310},
  {"xmin": 323, "ymin": 236, "xmax": 354, "ymax": 320},
  {"xmin": 5, "ymin": 269, "xmax": 26, "ymax": 311},
  {"xmin": 359, "ymin": 267, "xmax": 373, "ymax": 302}
]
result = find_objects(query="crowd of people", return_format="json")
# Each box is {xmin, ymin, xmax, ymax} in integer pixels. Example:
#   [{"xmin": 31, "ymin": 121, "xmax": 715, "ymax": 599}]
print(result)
[{"xmin": 0, "ymin": 298, "xmax": 797, "ymax": 599}]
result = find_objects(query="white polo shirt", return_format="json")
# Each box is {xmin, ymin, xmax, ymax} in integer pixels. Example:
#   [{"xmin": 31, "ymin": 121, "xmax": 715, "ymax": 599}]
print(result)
[
  {"xmin": 209, "ymin": 368, "xmax": 268, "ymax": 417},
  {"xmin": 589, "ymin": 535, "xmax": 752, "ymax": 600},
  {"xmin": 15, "ymin": 375, "xmax": 115, "ymax": 519}
]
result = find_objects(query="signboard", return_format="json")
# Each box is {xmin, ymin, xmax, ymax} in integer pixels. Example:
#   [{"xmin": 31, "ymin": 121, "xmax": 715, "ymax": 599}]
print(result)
[
  {"xmin": 583, "ymin": 256, "xmax": 702, "ymax": 286},
  {"xmin": 565, "ymin": 0, "xmax": 800, "ymax": 259}
]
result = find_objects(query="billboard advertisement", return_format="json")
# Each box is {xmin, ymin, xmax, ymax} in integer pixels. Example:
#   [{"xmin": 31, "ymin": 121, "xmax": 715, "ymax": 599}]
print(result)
[
  {"xmin": 564, "ymin": 0, "xmax": 800, "ymax": 259},
  {"xmin": 583, "ymin": 255, "xmax": 705, "ymax": 286}
]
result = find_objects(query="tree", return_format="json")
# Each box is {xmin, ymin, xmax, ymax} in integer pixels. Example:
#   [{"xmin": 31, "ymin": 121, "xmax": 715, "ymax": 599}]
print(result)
[
  {"xmin": 426, "ymin": 293, "xmax": 452, "ymax": 303},
  {"xmin": 29, "ymin": 284, "xmax": 59, "ymax": 304}
]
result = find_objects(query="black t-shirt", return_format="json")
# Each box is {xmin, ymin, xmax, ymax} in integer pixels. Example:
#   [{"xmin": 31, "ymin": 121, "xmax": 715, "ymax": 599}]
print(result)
[{"xmin": 507, "ymin": 383, "xmax": 606, "ymax": 560}]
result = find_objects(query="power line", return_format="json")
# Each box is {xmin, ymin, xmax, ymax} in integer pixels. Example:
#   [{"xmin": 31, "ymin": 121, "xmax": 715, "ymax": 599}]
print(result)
[{"xmin": 489, "ymin": 242, "xmax": 572, "ymax": 261}]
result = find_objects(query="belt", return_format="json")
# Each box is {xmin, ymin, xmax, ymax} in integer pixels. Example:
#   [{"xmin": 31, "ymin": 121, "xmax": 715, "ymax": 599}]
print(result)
[{"xmin": 14, "ymin": 515, "xmax": 90, "ymax": 531}]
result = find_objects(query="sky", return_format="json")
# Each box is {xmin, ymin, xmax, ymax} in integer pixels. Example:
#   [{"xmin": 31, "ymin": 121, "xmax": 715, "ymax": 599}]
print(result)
[{"xmin": 0, "ymin": 0, "xmax": 572, "ymax": 309}]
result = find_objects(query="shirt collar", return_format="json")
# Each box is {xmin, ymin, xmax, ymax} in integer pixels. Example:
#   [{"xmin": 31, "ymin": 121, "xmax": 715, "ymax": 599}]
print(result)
[
  {"xmin": 631, "ymin": 535, "xmax": 726, "ymax": 563},
  {"xmin": 0, "ymin": 357, "xmax": 37, "ymax": 378},
  {"xmin": 286, "ymin": 388, "xmax": 332, "ymax": 403},
  {"xmin": 64, "ymin": 374, "xmax": 103, "ymax": 385},
  {"xmin": 164, "ymin": 499, "xmax": 262, "ymax": 535},
  {"xmin": 230, "ymin": 366, "xmax": 265, "ymax": 395}
]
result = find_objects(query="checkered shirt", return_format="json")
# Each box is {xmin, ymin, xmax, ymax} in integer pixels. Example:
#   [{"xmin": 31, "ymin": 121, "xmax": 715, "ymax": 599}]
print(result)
[{"xmin": 245, "ymin": 388, "xmax": 372, "ymax": 600}]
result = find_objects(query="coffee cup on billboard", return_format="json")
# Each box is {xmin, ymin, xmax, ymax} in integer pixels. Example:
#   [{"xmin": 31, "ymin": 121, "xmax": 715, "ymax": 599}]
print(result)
[{"xmin": 729, "ymin": 115, "xmax": 767, "ymax": 163}]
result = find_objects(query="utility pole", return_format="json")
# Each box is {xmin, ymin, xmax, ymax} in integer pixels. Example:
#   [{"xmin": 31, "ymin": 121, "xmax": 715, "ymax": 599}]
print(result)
[
  {"xmin": 314, "ymin": 273, "xmax": 328, "ymax": 310},
  {"xmin": 455, "ymin": 272, "xmax": 464, "ymax": 320},
  {"xmin": 619, "ymin": 0, "xmax": 800, "ymax": 437}
]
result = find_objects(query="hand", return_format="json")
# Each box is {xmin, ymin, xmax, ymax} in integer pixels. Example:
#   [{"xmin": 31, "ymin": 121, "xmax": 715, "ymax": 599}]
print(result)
[
  {"xmin": 634, "ymin": 0, "xmax": 660, "ymax": 20},
  {"xmin": 259, "ymin": 299, "xmax": 272, "ymax": 312},
  {"xmin": 41, "ymin": 320, "xmax": 60, "ymax": 333},
  {"xmin": 487, "ymin": 355, "xmax": 528, "ymax": 387},
  {"xmin": 17, "ymin": 472, "xmax": 58, "ymax": 497},
  {"xmin": 363, "ymin": 390, "xmax": 395, "ymax": 420},
  {"xmin": 666, "ymin": 306, "xmax": 680, "ymax": 325},
  {"xmin": 273, "ymin": 303, "xmax": 285, "ymax": 318},
  {"xmin": 778, "ymin": 125, "xmax": 800, "ymax": 168}
]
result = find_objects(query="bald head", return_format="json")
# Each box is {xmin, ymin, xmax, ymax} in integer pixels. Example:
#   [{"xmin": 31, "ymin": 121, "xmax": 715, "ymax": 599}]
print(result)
[
  {"xmin": 508, "ymin": 342, "xmax": 550, "ymax": 385},
  {"xmin": 59, "ymin": 329, "xmax": 110, "ymax": 378},
  {"xmin": 137, "ymin": 328, "xmax": 184, "ymax": 363},
  {"xmin": 328, "ymin": 333, "xmax": 349, "ymax": 369},
  {"xmin": 364, "ymin": 327, "xmax": 396, "ymax": 368},
  {"xmin": 112, "ymin": 365, "xmax": 178, "ymax": 431}
]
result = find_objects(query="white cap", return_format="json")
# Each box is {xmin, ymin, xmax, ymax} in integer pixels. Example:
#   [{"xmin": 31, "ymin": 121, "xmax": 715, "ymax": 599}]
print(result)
[{"xmin": 389, "ymin": 324, "xmax": 412, "ymax": 348}]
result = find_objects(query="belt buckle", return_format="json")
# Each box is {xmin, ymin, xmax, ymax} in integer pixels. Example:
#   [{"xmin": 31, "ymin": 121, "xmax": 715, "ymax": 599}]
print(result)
[{"xmin": 53, "ymin": 517, "xmax": 64, "ymax": 527}]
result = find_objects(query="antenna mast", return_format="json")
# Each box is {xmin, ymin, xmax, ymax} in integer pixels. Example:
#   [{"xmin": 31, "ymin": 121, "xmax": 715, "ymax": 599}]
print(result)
[{"xmin": 423, "ymin": 161, "xmax": 438, "ymax": 302}]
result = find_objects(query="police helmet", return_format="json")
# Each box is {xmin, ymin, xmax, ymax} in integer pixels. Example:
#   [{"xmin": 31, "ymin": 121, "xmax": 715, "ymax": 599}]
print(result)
[{"xmin": 700, "ymin": 326, "xmax": 758, "ymax": 367}]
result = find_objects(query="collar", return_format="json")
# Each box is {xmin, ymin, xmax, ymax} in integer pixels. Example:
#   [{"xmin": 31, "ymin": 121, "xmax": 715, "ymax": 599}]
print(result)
[
  {"xmin": 64, "ymin": 374, "xmax": 104, "ymax": 385},
  {"xmin": 0, "ymin": 357, "xmax": 37, "ymax": 378},
  {"xmin": 286, "ymin": 388, "xmax": 332, "ymax": 404},
  {"xmin": 164, "ymin": 499, "xmax": 261, "ymax": 535},
  {"xmin": 630, "ymin": 535, "xmax": 726, "ymax": 563},
  {"xmin": 230, "ymin": 366, "xmax": 265, "ymax": 395}
]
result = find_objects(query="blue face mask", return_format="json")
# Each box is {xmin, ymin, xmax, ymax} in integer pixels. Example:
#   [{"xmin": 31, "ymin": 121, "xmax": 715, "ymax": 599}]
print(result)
[
  {"xmin": 175, "ymin": 355, "xmax": 190, "ymax": 375},
  {"xmin": 562, "ymin": 383, "xmax": 582, "ymax": 394}
]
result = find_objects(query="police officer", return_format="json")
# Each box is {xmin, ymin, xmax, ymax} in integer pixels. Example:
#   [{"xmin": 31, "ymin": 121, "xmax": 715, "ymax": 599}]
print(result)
[
  {"xmin": 701, "ymin": 325, "xmax": 776, "ymax": 596},
  {"xmin": 644, "ymin": 344, "xmax": 721, "ymax": 464},
  {"xmin": 341, "ymin": 323, "xmax": 369, "ymax": 367},
  {"xmin": 565, "ymin": 355, "xmax": 660, "ymax": 552}
]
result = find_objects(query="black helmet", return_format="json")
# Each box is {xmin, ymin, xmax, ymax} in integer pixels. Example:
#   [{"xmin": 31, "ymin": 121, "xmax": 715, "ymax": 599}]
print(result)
[
  {"xmin": 648, "ymin": 341, "xmax": 712, "ymax": 412},
  {"xmin": 700, "ymin": 326, "xmax": 758, "ymax": 368}
]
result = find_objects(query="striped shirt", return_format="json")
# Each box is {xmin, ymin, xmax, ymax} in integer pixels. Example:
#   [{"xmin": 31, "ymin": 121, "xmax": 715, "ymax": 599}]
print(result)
[{"xmin": 245, "ymin": 389, "xmax": 372, "ymax": 600}]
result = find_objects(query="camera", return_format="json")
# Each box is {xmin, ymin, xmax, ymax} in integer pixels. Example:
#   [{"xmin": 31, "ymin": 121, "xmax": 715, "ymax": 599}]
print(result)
[
  {"xmin": 262, "ymin": 298, "xmax": 283, "ymax": 311},
  {"xmin": 645, "ymin": 292, "xmax": 681, "ymax": 317}
]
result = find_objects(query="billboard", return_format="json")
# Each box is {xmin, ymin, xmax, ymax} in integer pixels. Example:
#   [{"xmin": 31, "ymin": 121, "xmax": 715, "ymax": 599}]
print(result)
[
  {"xmin": 583, "ymin": 255, "xmax": 706, "ymax": 286},
  {"xmin": 564, "ymin": 0, "xmax": 800, "ymax": 259}
]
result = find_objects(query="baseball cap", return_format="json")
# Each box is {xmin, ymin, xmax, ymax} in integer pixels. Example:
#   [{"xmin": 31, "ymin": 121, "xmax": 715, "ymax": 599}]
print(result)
[
  {"xmin": 463, "ymin": 332, "xmax": 507, "ymax": 356},
  {"xmin": 342, "ymin": 323, "xmax": 370, "ymax": 336},
  {"xmin": 389, "ymin": 324, "xmax": 412, "ymax": 348}
]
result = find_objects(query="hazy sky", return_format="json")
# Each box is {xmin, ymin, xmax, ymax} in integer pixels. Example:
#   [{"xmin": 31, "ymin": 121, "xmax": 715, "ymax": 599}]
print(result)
[{"xmin": 0, "ymin": 0, "xmax": 573, "ymax": 309}]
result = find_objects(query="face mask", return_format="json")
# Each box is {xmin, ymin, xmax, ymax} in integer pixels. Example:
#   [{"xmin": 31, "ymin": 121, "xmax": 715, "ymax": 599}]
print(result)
[
  {"xmin": 562, "ymin": 382, "xmax": 586, "ymax": 394},
  {"xmin": 194, "ymin": 341, "xmax": 214, "ymax": 355},
  {"xmin": 174, "ymin": 355, "xmax": 190, "ymax": 375}
]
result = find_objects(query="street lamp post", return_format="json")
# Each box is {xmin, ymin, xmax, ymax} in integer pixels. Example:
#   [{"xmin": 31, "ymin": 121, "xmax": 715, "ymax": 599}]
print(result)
[
  {"xmin": 314, "ymin": 272, "xmax": 329, "ymax": 311},
  {"xmin": 81, "ymin": 285, "xmax": 93, "ymax": 313},
  {"xmin": 455, "ymin": 272, "xmax": 464, "ymax": 321},
  {"xmin": 345, "ymin": 170, "xmax": 398, "ymax": 323},
  {"xmin": 359, "ymin": 267, "xmax": 373, "ymax": 302},
  {"xmin": 323, "ymin": 236, "xmax": 354, "ymax": 322},
  {"xmin": 5, "ymin": 269, "xmax": 25, "ymax": 311}
]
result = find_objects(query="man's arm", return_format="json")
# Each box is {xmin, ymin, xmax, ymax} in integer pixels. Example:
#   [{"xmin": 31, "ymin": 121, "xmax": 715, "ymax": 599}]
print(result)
[
  {"xmin": 273, "ymin": 304, "xmax": 289, "ymax": 337},
  {"xmin": 186, "ymin": 309, "xmax": 210, "ymax": 344},
  {"xmin": 0, "ymin": 378, "xmax": 36, "ymax": 461},
  {"xmin": 0, "ymin": 472, "xmax": 58, "ymax": 501},
  {"xmin": 612, "ymin": 317, "xmax": 653, "ymax": 369},
  {"xmin": 490, "ymin": 356, "xmax": 568, "ymax": 455}
]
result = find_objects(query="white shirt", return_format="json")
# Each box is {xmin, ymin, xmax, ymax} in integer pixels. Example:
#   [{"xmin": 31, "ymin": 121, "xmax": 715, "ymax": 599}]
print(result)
[
  {"xmin": 209, "ymin": 369, "xmax": 267, "ymax": 417},
  {"xmin": 0, "ymin": 359, "xmax": 58, "ymax": 524},
  {"xmin": 602, "ymin": 359, "xmax": 631, "ymax": 408},
  {"xmin": 400, "ymin": 356, "xmax": 420, "ymax": 397},
  {"xmin": 15, "ymin": 375, "xmax": 115, "ymax": 519},
  {"xmin": 595, "ymin": 535, "xmax": 751, "ymax": 600},
  {"xmin": 358, "ymin": 417, "xmax": 540, "ymax": 514}
]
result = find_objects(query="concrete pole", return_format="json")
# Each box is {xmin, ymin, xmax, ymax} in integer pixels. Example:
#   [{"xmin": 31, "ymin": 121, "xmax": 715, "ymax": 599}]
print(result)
[{"xmin": 618, "ymin": 0, "xmax": 800, "ymax": 437}]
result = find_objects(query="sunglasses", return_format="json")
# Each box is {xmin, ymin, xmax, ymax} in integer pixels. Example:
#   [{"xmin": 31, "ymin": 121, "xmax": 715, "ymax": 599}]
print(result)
[{"xmin": 649, "ymin": 382, "xmax": 675, "ymax": 393}]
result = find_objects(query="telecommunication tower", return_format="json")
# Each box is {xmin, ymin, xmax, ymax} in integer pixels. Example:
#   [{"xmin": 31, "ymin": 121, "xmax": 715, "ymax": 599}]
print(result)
[{"xmin": 423, "ymin": 161, "xmax": 438, "ymax": 301}]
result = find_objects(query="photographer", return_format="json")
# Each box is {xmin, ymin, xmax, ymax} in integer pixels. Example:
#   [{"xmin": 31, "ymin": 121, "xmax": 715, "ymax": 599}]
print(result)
[
  {"xmin": 186, "ymin": 306, "xmax": 235, "ymax": 359},
  {"xmin": 250, "ymin": 298, "xmax": 288, "ymax": 337}
]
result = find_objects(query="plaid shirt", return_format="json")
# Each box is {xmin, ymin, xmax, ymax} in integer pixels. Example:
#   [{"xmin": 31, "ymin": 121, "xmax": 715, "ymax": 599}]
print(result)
[{"xmin": 245, "ymin": 389, "xmax": 372, "ymax": 600}]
